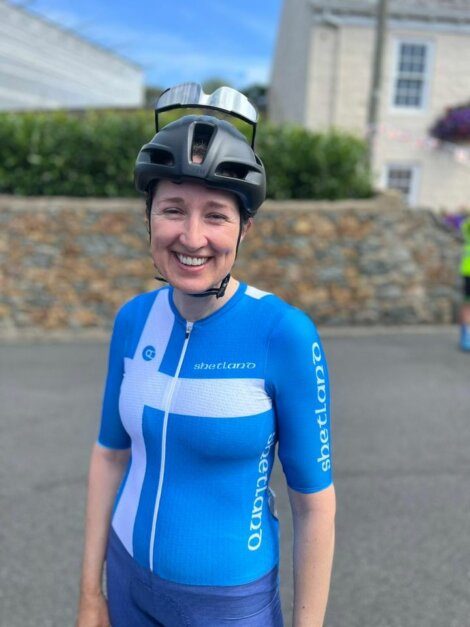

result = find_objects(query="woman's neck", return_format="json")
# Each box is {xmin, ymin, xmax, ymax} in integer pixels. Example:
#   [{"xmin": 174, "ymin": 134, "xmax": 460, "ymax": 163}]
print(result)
[{"xmin": 172, "ymin": 277, "xmax": 240, "ymax": 322}]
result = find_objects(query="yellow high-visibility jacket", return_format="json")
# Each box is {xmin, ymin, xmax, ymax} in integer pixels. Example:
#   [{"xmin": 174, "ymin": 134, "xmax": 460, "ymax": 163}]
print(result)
[{"xmin": 461, "ymin": 219, "xmax": 470, "ymax": 277}]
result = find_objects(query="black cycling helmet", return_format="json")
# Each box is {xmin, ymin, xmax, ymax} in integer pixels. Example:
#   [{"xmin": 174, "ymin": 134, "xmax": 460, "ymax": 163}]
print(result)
[{"xmin": 134, "ymin": 83, "xmax": 266, "ymax": 217}]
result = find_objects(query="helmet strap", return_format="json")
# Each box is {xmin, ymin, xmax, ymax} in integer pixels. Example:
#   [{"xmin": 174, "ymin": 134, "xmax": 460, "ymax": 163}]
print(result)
[
  {"xmin": 153, "ymin": 220, "xmax": 243, "ymax": 299},
  {"xmin": 154, "ymin": 274, "xmax": 169, "ymax": 284},
  {"xmin": 186, "ymin": 273, "xmax": 230, "ymax": 299},
  {"xmin": 153, "ymin": 270, "xmax": 230, "ymax": 299}
]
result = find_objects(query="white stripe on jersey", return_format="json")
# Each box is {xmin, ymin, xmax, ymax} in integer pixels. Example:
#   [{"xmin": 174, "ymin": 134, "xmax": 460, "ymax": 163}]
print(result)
[
  {"xmin": 113, "ymin": 289, "xmax": 174, "ymax": 556},
  {"xmin": 245, "ymin": 285, "xmax": 271, "ymax": 299},
  {"xmin": 172, "ymin": 377, "xmax": 271, "ymax": 417}
]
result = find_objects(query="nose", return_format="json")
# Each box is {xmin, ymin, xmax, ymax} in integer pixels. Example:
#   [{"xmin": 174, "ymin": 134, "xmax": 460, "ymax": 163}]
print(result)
[{"xmin": 179, "ymin": 215, "xmax": 207, "ymax": 251}]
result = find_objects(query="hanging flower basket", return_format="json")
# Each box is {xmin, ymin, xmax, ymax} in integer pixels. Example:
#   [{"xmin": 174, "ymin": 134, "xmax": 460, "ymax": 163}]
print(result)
[{"xmin": 430, "ymin": 103, "xmax": 470, "ymax": 143}]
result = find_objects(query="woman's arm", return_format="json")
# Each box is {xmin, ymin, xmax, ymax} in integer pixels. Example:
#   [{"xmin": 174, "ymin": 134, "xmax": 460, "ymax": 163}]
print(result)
[
  {"xmin": 289, "ymin": 483, "xmax": 336, "ymax": 627},
  {"xmin": 76, "ymin": 442, "xmax": 130, "ymax": 626}
]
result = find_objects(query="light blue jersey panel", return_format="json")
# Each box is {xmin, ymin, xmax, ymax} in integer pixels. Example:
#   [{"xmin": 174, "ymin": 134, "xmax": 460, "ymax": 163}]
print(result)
[
  {"xmin": 97, "ymin": 283, "xmax": 333, "ymax": 585},
  {"xmin": 99, "ymin": 292, "xmax": 156, "ymax": 449}
]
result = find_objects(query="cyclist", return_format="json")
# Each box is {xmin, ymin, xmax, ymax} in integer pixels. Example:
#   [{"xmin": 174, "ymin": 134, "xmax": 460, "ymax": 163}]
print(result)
[
  {"xmin": 460, "ymin": 217, "xmax": 470, "ymax": 350},
  {"xmin": 76, "ymin": 83, "xmax": 336, "ymax": 627}
]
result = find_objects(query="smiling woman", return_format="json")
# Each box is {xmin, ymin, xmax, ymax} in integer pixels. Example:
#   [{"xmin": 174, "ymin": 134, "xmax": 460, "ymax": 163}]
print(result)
[
  {"xmin": 149, "ymin": 179, "xmax": 249, "ymax": 313},
  {"xmin": 76, "ymin": 83, "xmax": 335, "ymax": 627}
]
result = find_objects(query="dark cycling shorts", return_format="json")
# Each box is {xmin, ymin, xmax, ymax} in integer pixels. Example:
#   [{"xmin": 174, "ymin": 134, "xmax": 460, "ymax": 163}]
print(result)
[
  {"xmin": 464, "ymin": 277, "xmax": 470, "ymax": 299},
  {"xmin": 105, "ymin": 527, "xmax": 284, "ymax": 626}
]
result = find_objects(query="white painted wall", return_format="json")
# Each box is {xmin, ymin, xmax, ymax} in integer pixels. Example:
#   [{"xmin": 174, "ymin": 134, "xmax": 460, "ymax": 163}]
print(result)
[
  {"xmin": 0, "ymin": 1, "xmax": 144, "ymax": 110},
  {"xmin": 306, "ymin": 23, "xmax": 342, "ymax": 129},
  {"xmin": 269, "ymin": 0, "xmax": 312, "ymax": 125}
]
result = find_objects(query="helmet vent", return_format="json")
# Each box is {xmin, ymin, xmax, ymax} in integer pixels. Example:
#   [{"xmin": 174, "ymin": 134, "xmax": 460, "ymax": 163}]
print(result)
[
  {"xmin": 191, "ymin": 123, "xmax": 215, "ymax": 163},
  {"xmin": 149, "ymin": 148, "xmax": 174, "ymax": 166},
  {"xmin": 215, "ymin": 161, "xmax": 251, "ymax": 180}
]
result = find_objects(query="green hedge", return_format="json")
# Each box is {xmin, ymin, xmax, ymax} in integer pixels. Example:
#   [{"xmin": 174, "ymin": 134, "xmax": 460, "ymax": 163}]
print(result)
[
  {"xmin": 0, "ymin": 110, "xmax": 373, "ymax": 199},
  {"xmin": 257, "ymin": 123, "xmax": 373, "ymax": 200}
]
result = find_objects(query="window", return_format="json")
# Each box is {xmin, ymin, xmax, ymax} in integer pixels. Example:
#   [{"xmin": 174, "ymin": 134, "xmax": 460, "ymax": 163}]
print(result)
[
  {"xmin": 392, "ymin": 41, "xmax": 430, "ymax": 110},
  {"xmin": 384, "ymin": 164, "xmax": 420, "ymax": 206}
]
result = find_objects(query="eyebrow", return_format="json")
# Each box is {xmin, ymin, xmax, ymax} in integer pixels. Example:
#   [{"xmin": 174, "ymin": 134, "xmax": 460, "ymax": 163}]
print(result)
[
  {"xmin": 155, "ymin": 197, "xmax": 231, "ymax": 210},
  {"xmin": 155, "ymin": 196, "xmax": 186, "ymax": 205},
  {"xmin": 205, "ymin": 200, "xmax": 231, "ymax": 210}
]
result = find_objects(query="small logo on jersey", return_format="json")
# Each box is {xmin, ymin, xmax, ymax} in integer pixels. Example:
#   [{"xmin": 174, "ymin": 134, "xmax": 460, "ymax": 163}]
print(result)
[{"xmin": 142, "ymin": 345, "xmax": 156, "ymax": 361}]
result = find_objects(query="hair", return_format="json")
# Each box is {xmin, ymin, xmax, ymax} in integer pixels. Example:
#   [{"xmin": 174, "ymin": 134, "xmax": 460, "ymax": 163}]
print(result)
[{"xmin": 191, "ymin": 140, "xmax": 208, "ymax": 163}]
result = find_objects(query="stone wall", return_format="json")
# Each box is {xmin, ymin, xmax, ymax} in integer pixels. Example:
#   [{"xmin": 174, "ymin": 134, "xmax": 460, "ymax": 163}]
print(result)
[{"xmin": 0, "ymin": 193, "xmax": 464, "ymax": 334}]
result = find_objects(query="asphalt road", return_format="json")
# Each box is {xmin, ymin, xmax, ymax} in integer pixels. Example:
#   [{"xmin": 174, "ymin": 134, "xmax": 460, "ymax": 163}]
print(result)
[{"xmin": 1, "ymin": 327, "xmax": 469, "ymax": 627}]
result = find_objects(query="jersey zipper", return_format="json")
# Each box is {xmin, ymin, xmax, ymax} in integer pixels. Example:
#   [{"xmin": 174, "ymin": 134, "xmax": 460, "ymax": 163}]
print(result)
[{"xmin": 149, "ymin": 320, "xmax": 193, "ymax": 571}]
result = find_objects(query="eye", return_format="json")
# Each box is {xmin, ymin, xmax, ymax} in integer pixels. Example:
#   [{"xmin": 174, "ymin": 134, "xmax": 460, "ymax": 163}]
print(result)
[
  {"xmin": 161, "ymin": 206, "xmax": 183, "ymax": 217},
  {"xmin": 207, "ymin": 212, "xmax": 228, "ymax": 222}
]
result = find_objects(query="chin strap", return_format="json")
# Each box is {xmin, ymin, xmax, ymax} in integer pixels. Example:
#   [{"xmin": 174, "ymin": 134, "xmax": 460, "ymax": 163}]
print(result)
[
  {"xmin": 187, "ymin": 273, "xmax": 230, "ymax": 298},
  {"xmin": 154, "ymin": 274, "xmax": 169, "ymax": 284},
  {"xmin": 153, "ymin": 219, "xmax": 243, "ymax": 300},
  {"xmin": 154, "ymin": 273, "xmax": 230, "ymax": 299}
]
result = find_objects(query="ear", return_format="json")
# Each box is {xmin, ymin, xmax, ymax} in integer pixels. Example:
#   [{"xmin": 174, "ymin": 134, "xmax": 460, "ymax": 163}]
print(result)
[{"xmin": 239, "ymin": 217, "xmax": 253, "ymax": 242}]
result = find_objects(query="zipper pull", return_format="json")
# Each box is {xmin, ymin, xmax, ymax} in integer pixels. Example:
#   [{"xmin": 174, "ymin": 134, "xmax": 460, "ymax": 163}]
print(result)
[{"xmin": 185, "ymin": 321, "xmax": 193, "ymax": 339}]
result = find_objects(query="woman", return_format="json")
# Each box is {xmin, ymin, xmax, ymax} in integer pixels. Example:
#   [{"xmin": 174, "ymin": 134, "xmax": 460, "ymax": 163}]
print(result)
[
  {"xmin": 76, "ymin": 84, "xmax": 336, "ymax": 627},
  {"xmin": 459, "ymin": 217, "xmax": 470, "ymax": 350}
]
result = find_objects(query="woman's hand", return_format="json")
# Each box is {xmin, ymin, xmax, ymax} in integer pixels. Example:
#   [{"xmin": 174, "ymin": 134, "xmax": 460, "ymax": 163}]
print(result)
[
  {"xmin": 76, "ymin": 591, "xmax": 110, "ymax": 627},
  {"xmin": 77, "ymin": 444, "xmax": 130, "ymax": 627}
]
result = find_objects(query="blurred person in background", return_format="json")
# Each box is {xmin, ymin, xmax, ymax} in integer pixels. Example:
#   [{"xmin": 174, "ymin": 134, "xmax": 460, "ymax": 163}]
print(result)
[
  {"xmin": 76, "ymin": 83, "xmax": 335, "ymax": 627},
  {"xmin": 459, "ymin": 217, "xmax": 470, "ymax": 351}
]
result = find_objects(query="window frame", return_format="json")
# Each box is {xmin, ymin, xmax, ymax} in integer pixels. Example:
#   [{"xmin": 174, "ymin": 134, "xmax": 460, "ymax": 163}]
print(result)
[
  {"xmin": 389, "ymin": 38, "xmax": 434, "ymax": 114},
  {"xmin": 382, "ymin": 163, "xmax": 421, "ymax": 207}
]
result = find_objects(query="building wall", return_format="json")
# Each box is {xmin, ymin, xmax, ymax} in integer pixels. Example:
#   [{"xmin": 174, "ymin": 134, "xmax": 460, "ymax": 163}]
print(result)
[
  {"xmin": 375, "ymin": 25, "xmax": 470, "ymax": 209},
  {"xmin": 269, "ymin": 0, "xmax": 312, "ymax": 125},
  {"xmin": 306, "ymin": 24, "xmax": 341, "ymax": 130},
  {"xmin": 306, "ymin": 21, "xmax": 470, "ymax": 135},
  {"xmin": 334, "ymin": 26, "xmax": 371, "ymax": 133},
  {"xmin": 271, "ymin": 2, "xmax": 470, "ymax": 210},
  {"xmin": 0, "ymin": 195, "xmax": 464, "ymax": 335},
  {"xmin": 0, "ymin": 1, "xmax": 144, "ymax": 110}
]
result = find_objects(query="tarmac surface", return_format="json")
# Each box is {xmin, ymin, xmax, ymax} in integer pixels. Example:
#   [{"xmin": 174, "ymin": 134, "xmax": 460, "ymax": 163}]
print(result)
[{"xmin": 1, "ymin": 326, "xmax": 469, "ymax": 627}]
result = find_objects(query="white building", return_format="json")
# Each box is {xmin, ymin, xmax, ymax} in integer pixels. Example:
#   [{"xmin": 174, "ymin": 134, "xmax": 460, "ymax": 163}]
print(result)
[
  {"xmin": 270, "ymin": 0, "xmax": 470, "ymax": 210},
  {"xmin": 0, "ymin": 0, "xmax": 144, "ymax": 110}
]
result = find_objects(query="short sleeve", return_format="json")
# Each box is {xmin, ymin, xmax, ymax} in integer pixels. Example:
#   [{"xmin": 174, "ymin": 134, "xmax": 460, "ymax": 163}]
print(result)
[
  {"xmin": 266, "ymin": 307, "xmax": 333, "ymax": 493},
  {"xmin": 97, "ymin": 303, "xmax": 132, "ymax": 450}
]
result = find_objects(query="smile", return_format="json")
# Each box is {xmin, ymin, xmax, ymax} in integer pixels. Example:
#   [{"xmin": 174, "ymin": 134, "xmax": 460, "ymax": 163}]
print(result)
[{"xmin": 175, "ymin": 253, "xmax": 210, "ymax": 267}]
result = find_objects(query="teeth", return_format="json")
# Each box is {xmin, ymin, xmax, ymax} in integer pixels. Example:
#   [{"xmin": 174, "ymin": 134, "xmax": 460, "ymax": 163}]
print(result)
[{"xmin": 177, "ymin": 254, "xmax": 208, "ymax": 267}]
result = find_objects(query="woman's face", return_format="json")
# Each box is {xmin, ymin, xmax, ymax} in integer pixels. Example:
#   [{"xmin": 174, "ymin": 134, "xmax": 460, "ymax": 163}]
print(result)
[{"xmin": 149, "ymin": 179, "xmax": 251, "ymax": 295}]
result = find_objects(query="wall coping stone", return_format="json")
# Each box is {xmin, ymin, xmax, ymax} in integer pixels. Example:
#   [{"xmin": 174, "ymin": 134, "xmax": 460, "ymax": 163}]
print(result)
[
  {"xmin": 0, "ymin": 191, "xmax": 406, "ymax": 213},
  {"xmin": 0, "ymin": 195, "xmax": 143, "ymax": 212}
]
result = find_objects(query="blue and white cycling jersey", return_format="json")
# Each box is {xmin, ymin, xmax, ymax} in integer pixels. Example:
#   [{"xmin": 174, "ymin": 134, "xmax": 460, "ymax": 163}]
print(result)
[{"xmin": 98, "ymin": 282, "xmax": 333, "ymax": 586}]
